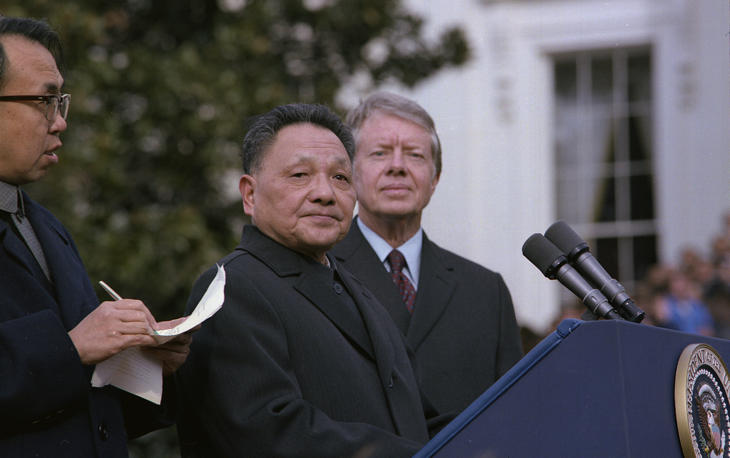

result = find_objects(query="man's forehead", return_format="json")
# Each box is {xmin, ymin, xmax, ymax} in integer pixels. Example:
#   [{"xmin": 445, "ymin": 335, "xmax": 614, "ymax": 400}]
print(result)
[
  {"xmin": 268, "ymin": 124, "xmax": 348, "ymax": 158},
  {"xmin": 362, "ymin": 112, "xmax": 429, "ymax": 138},
  {"xmin": 286, "ymin": 151, "xmax": 351, "ymax": 166},
  {"xmin": 1, "ymin": 34, "xmax": 63, "ymax": 90},
  {"xmin": 270, "ymin": 145, "xmax": 351, "ymax": 168}
]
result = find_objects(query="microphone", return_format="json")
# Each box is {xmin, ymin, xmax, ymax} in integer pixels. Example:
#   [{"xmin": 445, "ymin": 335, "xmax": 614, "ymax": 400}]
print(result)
[
  {"xmin": 544, "ymin": 221, "xmax": 645, "ymax": 323},
  {"xmin": 522, "ymin": 233, "xmax": 622, "ymax": 320}
]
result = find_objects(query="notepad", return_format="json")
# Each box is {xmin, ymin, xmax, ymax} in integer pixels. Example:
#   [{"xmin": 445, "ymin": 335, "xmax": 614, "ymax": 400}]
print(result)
[{"xmin": 90, "ymin": 265, "xmax": 225, "ymax": 404}]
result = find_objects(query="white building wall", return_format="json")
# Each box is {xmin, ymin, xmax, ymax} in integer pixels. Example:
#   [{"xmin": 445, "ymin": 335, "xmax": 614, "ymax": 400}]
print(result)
[{"xmin": 393, "ymin": 0, "xmax": 730, "ymax": 333}]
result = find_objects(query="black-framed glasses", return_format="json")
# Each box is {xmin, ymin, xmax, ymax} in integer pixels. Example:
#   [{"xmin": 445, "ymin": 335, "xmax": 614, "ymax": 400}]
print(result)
[{"xmin": 0, "ymin": 94, "xmax": 71, "ymax": 121}]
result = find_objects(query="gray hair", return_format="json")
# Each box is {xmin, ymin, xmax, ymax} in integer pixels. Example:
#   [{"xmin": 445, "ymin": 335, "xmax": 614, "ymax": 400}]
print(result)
[{"xmin": 345, "ymin": 91, "xmax": 442, "ymax": 176}]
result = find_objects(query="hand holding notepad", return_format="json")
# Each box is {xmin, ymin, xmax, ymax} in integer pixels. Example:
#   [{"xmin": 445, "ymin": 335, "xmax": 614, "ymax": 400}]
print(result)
[{"xmin": 90, "ymin": 265, "xmax": 225, "ymax": 404}]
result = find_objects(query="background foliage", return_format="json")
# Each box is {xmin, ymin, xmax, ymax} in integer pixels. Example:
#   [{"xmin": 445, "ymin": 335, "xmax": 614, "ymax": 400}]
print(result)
[{"xmin": 3, "ymin": 0, "xmax": 468, "ymax": 455}]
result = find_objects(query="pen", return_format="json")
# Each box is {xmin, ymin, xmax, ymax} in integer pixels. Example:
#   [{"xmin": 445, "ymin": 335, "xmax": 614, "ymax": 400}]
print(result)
[
  {"xmin": 98, "ymin": 280, "xmax": 123, "ymax": 301},
  {"xmin": 99, "ymin": 281, "xmax": 157, "ymax": 336}
]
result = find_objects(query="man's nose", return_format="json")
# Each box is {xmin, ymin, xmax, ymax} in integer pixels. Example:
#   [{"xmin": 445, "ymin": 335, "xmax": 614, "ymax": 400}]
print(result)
[
  {"xmin": 309, "ymin": 173, "xmax": 336, "ymax": 204},
  {"xmin": 49, "ymin": 113, "xmax": 68, "ymax": 134},
  {"xmin": 386, "ymin": 149, "xmax": 406, "ymax": 174}
]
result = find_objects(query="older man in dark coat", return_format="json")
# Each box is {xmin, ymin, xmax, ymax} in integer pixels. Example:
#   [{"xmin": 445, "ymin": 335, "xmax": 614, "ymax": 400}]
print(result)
[
  {"xmin": 177, "ymin": 104, "xmax": 445, "ymax": 457},
  {"xmin": 332, "ymin": 92, "xmax": 523, "ymax": 415}
]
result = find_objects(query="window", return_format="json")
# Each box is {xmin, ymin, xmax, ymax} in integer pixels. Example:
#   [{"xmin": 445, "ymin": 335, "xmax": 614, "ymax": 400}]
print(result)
[{"xmin": 553, "ymin": 47, "xmax": 657, "ymax": 296}]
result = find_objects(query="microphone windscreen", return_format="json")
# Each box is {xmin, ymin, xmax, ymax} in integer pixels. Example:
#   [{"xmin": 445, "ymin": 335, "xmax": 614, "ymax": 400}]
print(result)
[
  {"xmin": 545, "ymin": 220, "xmax": 584, "ymax": 254},
  {"xmin": 522, "ymin": 233, "xmax": 564, "ymax": 277}
]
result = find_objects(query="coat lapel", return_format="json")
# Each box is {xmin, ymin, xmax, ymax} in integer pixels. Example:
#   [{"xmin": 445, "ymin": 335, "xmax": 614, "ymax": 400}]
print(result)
[
  {"xmin": 24, "ymin": 196, "xmax": 97, "ymax": 329},
  {"xmin": 406, "ymin": 235, "xmax": 456, "ymax": 351},
  {"xmin": 293, "ymin": 268, "xmax": 375, "ymax": 360},
  {"xmin": 338, "ymin": 260, "xmax": 428, "ymax": 442},
  {"xmin": 331, "ymin": 222, "xmax": 412, "ymax": 334},
  {"xmin": 0, "ymin": 219, "xmax": 42, "ymax": 279},
  {"xmin": 0, "ymin": 216, "xmax": 58, "ymax": 308},
  {"xmin": 241, "ymin": 226, "xmax": 375, "ymax": 360},
  {"xmin": 335, "ymin": 266, "xmax": 396, "ymax": 387}
]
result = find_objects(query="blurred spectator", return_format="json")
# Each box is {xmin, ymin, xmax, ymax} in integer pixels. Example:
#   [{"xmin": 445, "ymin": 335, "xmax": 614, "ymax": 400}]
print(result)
[
  {"xmin": 522, "ymin": 212, "xmax": 730, "ymax": 350},
  {"xmin": 651, "ymin": 269, "xmax": 714, "ymax": 336},
  {"xmin": 705, "ymin": 227, "xmax": 730, "ymax": 338},
  {"xmin": 680, "ymin": 247, "xmax": 715, "ymax": 287},
  {"xmin": 640, "ymin": 211, "xmax": 730, "ymax": 337}
]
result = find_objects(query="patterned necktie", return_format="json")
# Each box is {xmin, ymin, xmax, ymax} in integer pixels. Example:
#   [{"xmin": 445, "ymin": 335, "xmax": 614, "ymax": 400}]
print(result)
[
  {"xmin": 387, "ymin": 249, "xmax": 416, "ymax": 313},
  {"xmin": 10, "ymin": 192, "xmax": 51, "ymax": 282}
]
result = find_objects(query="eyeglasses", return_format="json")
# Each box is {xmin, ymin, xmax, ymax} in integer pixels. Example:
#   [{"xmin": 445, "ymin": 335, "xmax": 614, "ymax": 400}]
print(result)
[{"xmin": 0, "ymin": 93, "xmax": 71, "ymax": 121}]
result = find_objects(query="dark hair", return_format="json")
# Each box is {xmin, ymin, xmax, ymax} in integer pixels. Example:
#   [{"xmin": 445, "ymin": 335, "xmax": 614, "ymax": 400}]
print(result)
[
  {"xmin": 241, "ymin": 103, "xmax": 355, "ymax": 174},
  {"xmin": 0, "ymin": 17, "xmax": 64, "ymax": 91},
  {"xmin": 346, "ymin": 91, "xmax": 442, "ymax": 177}
]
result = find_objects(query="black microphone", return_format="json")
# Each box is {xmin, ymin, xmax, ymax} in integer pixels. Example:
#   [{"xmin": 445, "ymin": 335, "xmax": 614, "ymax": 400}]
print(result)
[
  {"xmin": 522, "ymin": 233, "xmax": 622, "ymax": 320},
  {"xmin": 544, "ymin": 221, "xmax": 645, "ymax": 323}
]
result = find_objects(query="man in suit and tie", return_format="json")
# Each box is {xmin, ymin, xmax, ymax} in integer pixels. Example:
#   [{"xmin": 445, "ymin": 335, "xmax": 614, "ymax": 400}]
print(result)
[
  {"xmin": 177, "ymin": 103, "xmax": 446, "ymax": 457},
  {"xmin": 0, "ymin": 16, "xmax": 192, "ymax": 457},
  {"xmin": 331, "ymin": 91, "xmax": 523, "ymax": 415}
]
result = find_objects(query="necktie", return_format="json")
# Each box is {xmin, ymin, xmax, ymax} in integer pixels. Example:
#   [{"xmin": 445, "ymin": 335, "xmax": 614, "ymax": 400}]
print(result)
[
  {"xmin": 10, "ymin": 195, "xmax": 52, "ymax": 282},
  {"xmin": 387, "ymin": 249, "xmax": 416, "ymax": 313}
]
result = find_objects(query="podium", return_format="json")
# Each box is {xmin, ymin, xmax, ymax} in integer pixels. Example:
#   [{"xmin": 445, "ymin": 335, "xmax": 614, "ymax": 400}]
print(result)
[{"xmin": 416, "ymin": 319, "xmax": 730, "ymax": 457}]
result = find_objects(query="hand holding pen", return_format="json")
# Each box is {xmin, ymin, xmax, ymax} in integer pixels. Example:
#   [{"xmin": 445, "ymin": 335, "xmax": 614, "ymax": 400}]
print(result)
[
  {"xmin": 67, "ymin": 281, "xmax": 158, "ymax": 365},
  {"xmin": 99, "ymin": 280, "xmax": 194, "ymax": 375}
]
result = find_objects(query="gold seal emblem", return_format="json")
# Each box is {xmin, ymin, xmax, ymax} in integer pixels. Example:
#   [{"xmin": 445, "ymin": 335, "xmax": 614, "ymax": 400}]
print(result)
[{"xmin": 675, "ymin": 343, "xmax": 730, "ymax": 458}]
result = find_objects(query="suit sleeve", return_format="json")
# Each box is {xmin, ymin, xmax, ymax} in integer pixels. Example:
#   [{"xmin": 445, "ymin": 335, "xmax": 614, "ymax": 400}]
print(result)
[
  {"xmin": 0, "ymin": 228, "xmax": 172, "ymax": 437},
  {"xmin": 177, "ymin": 266, "xmax": 424, "ymax": 458},
  {"xmin": 0, "ymin": 308, "xmax": 89, "ymax": 432},
  {"xmin": 494, "ymin": 273, "xmax": 524, "ymax": 378}
]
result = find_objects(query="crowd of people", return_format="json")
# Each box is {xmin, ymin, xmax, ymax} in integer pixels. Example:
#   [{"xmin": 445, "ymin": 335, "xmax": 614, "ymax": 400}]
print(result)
[
  {"xmin": 637, "ymin": 212, "xmax": 730, "ymax": 338},
  {"xmin": 538, "ymin": 213, "xmax": 730, "ymax": 350}
]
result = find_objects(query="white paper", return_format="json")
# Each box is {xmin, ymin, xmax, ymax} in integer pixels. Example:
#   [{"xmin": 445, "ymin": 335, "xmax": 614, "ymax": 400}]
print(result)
[
  {"xmin": 91, "ymin": 265, "xmax": 226, "ymax": 404},
  {"xmin": 153, "ymin": 264, "xmax": 226, "ymax": 341},
  {"xmin": 91, "ymin": 346, "xmax": 163, "ymax": 404}
]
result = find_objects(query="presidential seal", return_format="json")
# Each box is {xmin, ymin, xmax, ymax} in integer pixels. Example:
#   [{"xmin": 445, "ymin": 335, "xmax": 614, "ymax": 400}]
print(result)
[{"xmin": 675, "ymin": 343, "xmax": 730, "ymax": 458}]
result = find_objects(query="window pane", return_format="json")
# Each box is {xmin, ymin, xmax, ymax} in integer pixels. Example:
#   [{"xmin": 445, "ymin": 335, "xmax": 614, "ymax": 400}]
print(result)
[
  {"xmin": 592, "ymin": 110, "xmax": 615, "ymax": 166},
  {"xmin": 595, "ymin": 175, "xmax": 616, "ymax": 222},
  {"xmin": 555, "ymin": 60, "xmax": 577, "ymax": 100},
  {"xmin": 595, "ymin": 237, "xmax": 619, "ymax": 278},
  {"xmin": 630, "ymin": 174, "xmax": 655, "ymax": 220},
  {"xmin": 629, "ymin": 114, "xmax": 652, "ymax": 162},
  {"xmin": 633, "ymin": 234, "xmax": 658, "ymax": 282},
  {"xmin": 591, "ymin": 55, "xmax": 613, "ymax": 107},
  {"xmin": 628, "ymin": 53, "xmax": 651, "ymax": 104}
]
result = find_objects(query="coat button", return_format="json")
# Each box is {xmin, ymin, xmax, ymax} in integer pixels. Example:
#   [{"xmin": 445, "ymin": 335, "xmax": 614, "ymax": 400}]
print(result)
[
  {"xmin": 98, "ymin": 423, "xmax": 109, "ymax": 441},
  {"xmin": 388, "ymin": 374, "xmax": 397, "ymax": 388},
  {"xmin": 333, "ymin": 283, "xmax": 343, "ymax": 294}
]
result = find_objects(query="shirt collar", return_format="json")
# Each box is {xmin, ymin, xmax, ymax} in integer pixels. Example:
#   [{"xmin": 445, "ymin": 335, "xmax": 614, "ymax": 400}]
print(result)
[
  {"xmin": 356, "ymin": 217, "xmax": 423, "ymax": 286},
  {"xmin": 0, "ymin": 180, "xmax": 20, "ymax": 214}
]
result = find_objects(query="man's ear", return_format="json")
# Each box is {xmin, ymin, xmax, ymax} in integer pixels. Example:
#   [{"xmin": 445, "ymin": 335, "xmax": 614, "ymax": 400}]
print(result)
[
  {"xmin": 430, "ymin": 170, "xmax": 441, "ymax": 194},
  {"xmin": 239, "ymin": 174, "xmax": 256, "ymax": 217}
]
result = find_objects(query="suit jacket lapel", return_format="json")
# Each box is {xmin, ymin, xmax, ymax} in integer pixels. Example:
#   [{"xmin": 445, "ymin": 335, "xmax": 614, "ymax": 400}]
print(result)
[
  {"xmin": 241, "ymin": 226, "xmax": 375, "ymax": 360},
  {"xmin": 0, "ymin": 220, "xmax": 42, "ymax": 279},
  {"xmin": 294, "ymin": 269, "xmax": 375, "ymax": 360},
  {"xmin": 0, "ymin": 216, "xmax": 58, "ymax": 304},
  {"xmin": 338, "ymin": 259, "xmax": 431, "ymax": 441},
  {"xmin": 332, "ymin": 222, "xmax": 412, "ymax": 334},
  {"xmin": 25, "ymin": 197, "xmax": 96, "ymax": 329},
  {"xmin": 336, "ymin": 267, "xmax": 396, "ymax": 389},
  {"xmin": 406, "ymin": 234, "xmax": 456, "ymax": 351}
]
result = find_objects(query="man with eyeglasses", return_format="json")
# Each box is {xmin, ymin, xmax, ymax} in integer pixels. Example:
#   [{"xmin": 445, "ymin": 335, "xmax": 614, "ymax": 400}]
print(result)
[{"xmin": 0, "ymin": 16, "xmax": 192, "ymax": 457}]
